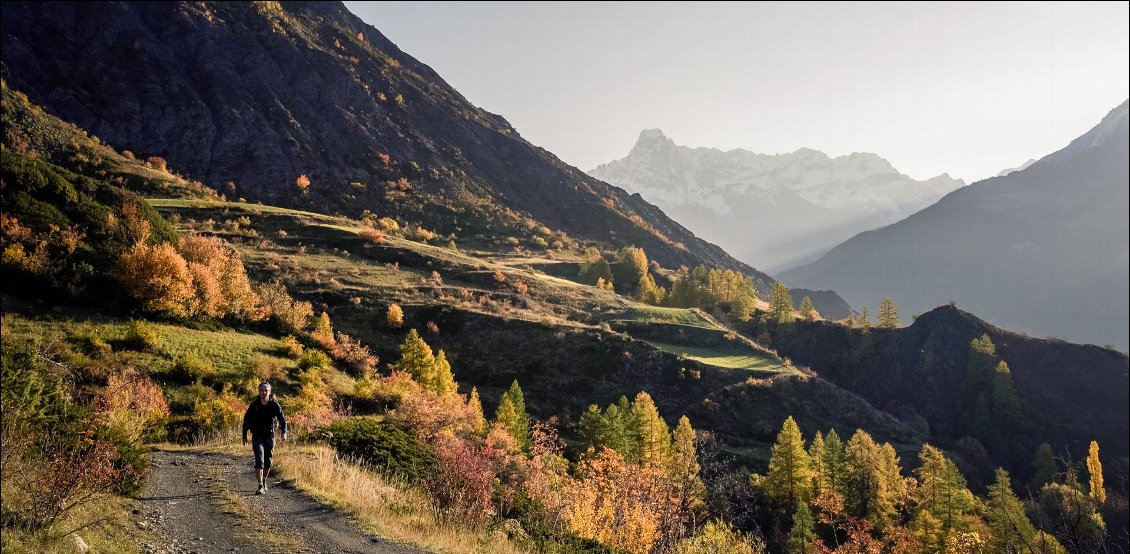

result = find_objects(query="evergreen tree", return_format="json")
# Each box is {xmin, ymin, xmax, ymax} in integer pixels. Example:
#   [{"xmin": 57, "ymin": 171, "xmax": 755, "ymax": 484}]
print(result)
[
  {"xmin": 877, "ymin": 296, "xmax": 900, "ymax": 328},
  {"xmin": 986, "ymin": 468, "xmax": 1042, "ymax": 553},
  {"xmin": 1032, "ymin": 443, "xmax": 1058, "ymax": 490},
  {"xmin": 843, "ymin": 430, "xmax": 904, "ymax": 530},
  {"xmin": 799, "ymin": 296, "xmax": 816, "ymax": 321},
  {"xmin": 1086, "ymin": 441, "xmax": 1106, "ymax": 505},
  {"xmin": 467, "ymin": 386, "xmax": 486, "ymax": 435},
  {"xmin": 578, "ymin": 404, "xmax": 605, "ymax": 449},
  {"xmin": 432, "ymin": 349, "xmax": 457, "ymax": 397},
  {"xmin": 786, "ymin": 502, "xmax": 817, "ymax": 554},
  {"xmin": 769, "ymin": 282, "xmax": 795, "ymax": 324},
  {"xmin": 397, "ymin": 329, "xmax": 436, "ymax": 387},
  {"xmin": 632, "ymin": 391, "xmax": 672, "ymax": 467},
  {"xmin": 765, "ymin": 417, "xmax": 813, "ymax": 516},
  {"xmin": 991, "ymin": 361, "xmax": 1022, "ymax": 430},
  {"xmin": 495, "ymin": 380, "xmax": 531, "ymax": 451}
]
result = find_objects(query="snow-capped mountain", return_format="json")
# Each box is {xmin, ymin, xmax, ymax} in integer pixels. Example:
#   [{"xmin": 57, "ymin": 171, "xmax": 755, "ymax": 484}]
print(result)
[{"xmin": 589, "ymin": 130, "xmax": 964, "ymax": 273}]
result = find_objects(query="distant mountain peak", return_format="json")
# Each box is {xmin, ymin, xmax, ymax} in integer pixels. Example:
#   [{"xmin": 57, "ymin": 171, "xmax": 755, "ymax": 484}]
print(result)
[{"xmin": 1039, "ymin": 99, "xmax": 1129, "ymax": 166}]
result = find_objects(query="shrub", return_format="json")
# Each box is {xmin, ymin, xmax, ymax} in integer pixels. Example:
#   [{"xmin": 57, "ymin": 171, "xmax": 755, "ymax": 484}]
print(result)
[
  {"xmin": 145, "ymin": 156, "xmax": 168, "ymax": 171},
  {"xmin": 259, "ymin": 280, "xmax": 314, "ymax": 332},
  {"xmin": 331, "ymin": 333, "xmax": 378, "ymax": 374},
  {"xmin": 191, "ymin": 394, "xmax": 243, "ymax": 439},
  {"xmin": 318, "ymin": 417, "xmax": 435, "ymax": 481},
  {"xmin": 359, "ymin": 228, "xmax": 385, "ymax": 245},
  {"xmin": 276, "ymin": 335, "xmax": 305, "ymax": 358},
  {"xmin": 123, "ymin": 319, "xmax": 162, "ymax": 351},
  {"xmin": 377, "ymin": 217, "xmax": 399, "ymax": 231},
  {"xmin": 174, "ymin": 354, "xmax": 215, "ymax": 383},
  {"xmin": 94, "ymin": 371, "xmax": 170, "ymax": 444},
  {"xmin": 295, "ymin": 174, "xmax": 311, "ymax": 194},
  {"xmin": 297, "ymin": 349, "xmax": 332, "ymax": 371}
]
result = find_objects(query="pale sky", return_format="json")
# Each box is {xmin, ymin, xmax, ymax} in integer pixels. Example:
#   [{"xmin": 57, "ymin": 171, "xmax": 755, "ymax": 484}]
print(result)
[{"xmin": 345, "ymin": 1, "xmax": 1129, "ymax": 182}]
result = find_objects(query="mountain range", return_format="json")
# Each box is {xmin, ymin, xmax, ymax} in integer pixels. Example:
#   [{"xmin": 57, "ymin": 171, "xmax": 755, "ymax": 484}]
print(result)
[
  {"xmin": 781, "ymin": 101, "xmax": 1130, "ymax": 350},
  {"xmin": 589, "ymin": 129, "xmax": 965, "ymax": 273}
]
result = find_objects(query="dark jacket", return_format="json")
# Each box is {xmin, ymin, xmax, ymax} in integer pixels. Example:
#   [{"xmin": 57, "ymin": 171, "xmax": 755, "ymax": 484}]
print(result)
[{"xmin": 242, "ymin": 398, "xmax": 287, "ymax": 439}]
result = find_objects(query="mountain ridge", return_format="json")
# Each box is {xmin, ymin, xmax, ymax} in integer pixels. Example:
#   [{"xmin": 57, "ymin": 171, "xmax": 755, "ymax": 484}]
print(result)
[{"xmin": 589, "ymin": 128, "xmax": 965, "ymax": 273}]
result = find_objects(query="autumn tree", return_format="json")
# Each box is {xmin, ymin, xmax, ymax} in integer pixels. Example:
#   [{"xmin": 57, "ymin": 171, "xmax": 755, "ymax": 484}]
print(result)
[
  {"xmin": 257, "ymin": 280, "xmax": 313, "ymax": 332},
  {"xmin": 495, "ymin": 380, "xmax": 530, "ymax": 452},
  {"xmin": 843, "ymin": 429, "xmax": 905, "ymax": 530},
  {"xmin": 578, "ymin": 247, "xmax": 613, "ymax": 286},
  {"xmin": 911, "ymin": 444, "xmax": 980, "ymax": 551},
  {"xmin": 296, "ymin": 174, "xmax": 311, "ymax": 194},
  {"xmin": 986, "ymin": 468, "xmax": 1051, "ymax": 553},
  {"xmin": 763, "ymin": 417, "xmax": 813, "ymax": 516},
  {"xmin": 386, "ymin": 303, "xmax": 404, "ymax": 328},
  {"xmin": 787, "ymin": 502, "xmax": 817, "ymax": 554},
  {"xmin": 432, "ymin": 350, "xmax": 457, "ymax": 397},
  {"xmin": 613, "ymin": 246, "xmax": 649, "ymax": 296},
  {"xmin": 877, "ymin": 296, "xmax": 899, "ymax": 328},
  {"xmin": 633, "ymin": 391, "xmax": 672, "ymax": 467},
  {"xmin": 668, "ymin": 415, "xmax": 706, "ymax": 533},
  {"xmin": 799, "ymin": 296, "xmax": 816, "ymax": 321},
  {"xmin": 991, "ymin": 361, "xmax": 1022, "ymax": 431},
  {"xmin": 857, "ymin": 306, "xmax": 872, "ymax": 329},
  {"xmin": 115, "ymin": 242, "xmax": 194, "ymax": 318},
  {"xmin": 467, "ymin": 387, "xmax": 487, "ymax": 436},
  {"xmin": 1086, "ymin": 441, "xmax": 1105, "ymax": 505},
  {"xmin": 311, "ymin": 312, "xmax": 336, "ymax": 349},
  {"xmin": 397, "ymin": 329, "xmax": 436, "ymax": 387},
  {"xmin": 768, "ymin": 282, "xmax": 795, "ymax": 324}
]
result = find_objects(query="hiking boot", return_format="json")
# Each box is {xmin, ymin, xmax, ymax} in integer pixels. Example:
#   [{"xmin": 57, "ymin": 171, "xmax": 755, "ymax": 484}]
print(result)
[{"xmin": 256, "ymin": 482, "xmax": 265, "ymax": 495}]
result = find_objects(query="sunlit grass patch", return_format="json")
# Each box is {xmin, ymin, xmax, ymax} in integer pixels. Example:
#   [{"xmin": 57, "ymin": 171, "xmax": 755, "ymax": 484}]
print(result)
[{"xmin": 641, "ymin": 340, "xmax": 791, "ymax": 373}]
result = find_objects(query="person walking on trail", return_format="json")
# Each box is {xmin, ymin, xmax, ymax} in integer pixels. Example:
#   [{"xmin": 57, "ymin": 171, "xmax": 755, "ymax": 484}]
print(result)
[{"xmin": 242, "ymin": 381, "xmax": 287, "ymax": 495}]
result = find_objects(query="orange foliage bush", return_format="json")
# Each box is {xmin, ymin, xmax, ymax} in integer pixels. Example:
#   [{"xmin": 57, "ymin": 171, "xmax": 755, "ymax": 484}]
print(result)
[
  {"xmin": 94, "ymin": 371, "xmax": 170, "ymax": 443},
  {"xmin": 358, "ymin": 227, "xmax": 386, "ymax": 245},
  {"xmin": 115, "ymin": 242, "xmax": 195, "ymax": 318}
]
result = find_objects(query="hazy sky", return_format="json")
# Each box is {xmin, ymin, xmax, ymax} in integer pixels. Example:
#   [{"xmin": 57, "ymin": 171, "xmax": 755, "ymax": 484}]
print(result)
[{"xmin": 346, "ymin": 2, "xmax": 1129, "ymax": 182}]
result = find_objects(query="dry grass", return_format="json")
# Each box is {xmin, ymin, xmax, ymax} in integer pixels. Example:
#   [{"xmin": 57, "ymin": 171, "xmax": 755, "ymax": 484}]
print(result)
[
  {"xmin": 0, "ymin": 494, "xmax": 155, "ymax": 554},
  {"xmin": 275, "ymin": 445, "xmax": 529, "ymax": 554}
]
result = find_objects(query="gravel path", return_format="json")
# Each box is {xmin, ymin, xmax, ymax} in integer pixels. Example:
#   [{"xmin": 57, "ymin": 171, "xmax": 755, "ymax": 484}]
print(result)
[{"xmin": 137, "ymin": 448, "xmax": 422, "ymax": 554}]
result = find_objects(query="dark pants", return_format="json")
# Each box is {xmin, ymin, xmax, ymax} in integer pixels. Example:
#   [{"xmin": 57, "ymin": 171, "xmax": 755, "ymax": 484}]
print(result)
[{"xmin": 252, "ymin": 434, "xmax": 275, "ymax": 471}]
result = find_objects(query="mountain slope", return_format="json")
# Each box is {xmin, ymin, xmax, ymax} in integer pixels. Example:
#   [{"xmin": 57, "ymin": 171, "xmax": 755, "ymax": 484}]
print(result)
[
  {"xmin": 0, "ymin": 1, "xmax": 762, "ymax": 284},
  {"xmin": 589, "ymin": 129, "xmax": 964, "ymax": 273},
  {"xmin": 781, "ymin": 101, "xmax": 1130, "ymax": 349},
  {"xmin": 766, "ymin": 305, "xmax": 1129, "ymax": 483}
]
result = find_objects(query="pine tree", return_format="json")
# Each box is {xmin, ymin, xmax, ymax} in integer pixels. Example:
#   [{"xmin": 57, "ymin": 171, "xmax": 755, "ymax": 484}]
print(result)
[
  {"xmin": 495, "ymin": 380, "xmax": 530, "ymax": 451},
  {"xmin": 986, "ymin": 468, "xmax": 1042, "ymax": 553},
  {"xmin": 432, "ymin": 349, "xmax": 457, "ymax": 397},
  {"xmin": 632, "ymin": 391, "xmax": 672, "ymax": 467},
  {"xmin": 467, "ymin": 386, "xmax": 487, "ymax": 435},
  {"xmin": 397, "ymin": 329, "xmax": 436, "ymax": 387},
  {"xmin": 1086, "ymin": 441, "xmax": 1106, "ymax": 505},
  {"xmin": 765, "ymin": 417, "xmax": 813, "ymax": 516},
  {"xmin": 786, "ymin": 502, "xmax": 817, "ymax": 554},
  {"xmin": 799, "ymin": 296, "xmax": 816, "ymax": 321},
  {"xmin": 669, "ymin": 416, "xmax": 706, "ymax": 521},
  {"xmin": 769, "ymin": 282, "xmax": 795, "ymax": 324},
  {"xmin": 877, "ymin": 296, "xmax": 900, "ymax": 328},
  {"xmin": 1032, "ymin": 443, "xmax": 1058, "ymax": 490}
]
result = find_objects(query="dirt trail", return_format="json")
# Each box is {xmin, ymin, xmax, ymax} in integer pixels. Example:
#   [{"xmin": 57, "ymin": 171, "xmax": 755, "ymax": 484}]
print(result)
[{"xmin": 137, "ymin": 448, "xmax": 422, "ymax": 554}]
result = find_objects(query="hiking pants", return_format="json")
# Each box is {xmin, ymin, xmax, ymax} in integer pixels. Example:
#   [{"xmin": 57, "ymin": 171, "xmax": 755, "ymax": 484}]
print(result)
[{"xmin": 252, "ymin": 434, "xmax": 275, "ymax": 471}]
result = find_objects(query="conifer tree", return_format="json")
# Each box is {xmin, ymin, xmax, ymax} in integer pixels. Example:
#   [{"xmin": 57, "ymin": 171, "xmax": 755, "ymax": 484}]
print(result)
[
  {"xmin": 1086, "ymin": 441, "xmax": 1106, "ymax": 505},
  {"xmin": 432, "ymin": 349, "xmax": 457, "ymax": 397},
  {"xmin": 669, "ymin": 416, "xmax": 706, "ymax": 521},
  {"xmin": 1032, "ymin": 443, "xmax": 1058, "ymax": 490},
  {"xmin": 808, "ymin": 431, "xmax": 827, "ymax": 496},
  {"xmin": 385, "ymin": 303, "xmax": 404, "ymax": 328},
  {"xmin": 311, "ymin": 311, "xmax": 335, "ymax": 348},
  {"xmin": 786, "ymin": 502, "xmax": 817, "ymax": 554},
  {"xmin": 397, "ymin": 329, "xmax": 436, "ymax": 387},
  {"xmin": 612, "ymin": 246, "xmax": 648, "ymax": 295},
  {"xmin": 844, "ymin": 430, "xmax": 904, "ymax": 529},
  {"xmin": 973, "ymin": 393, "xmax": 993, "ymax": 442},
  {"xmin": 857, "ymin": 306, "xmax": 872, "ymax": 329},
  {"xmin": 633, "ymin": 391, "xmax": 672, "ymax": 467},
  {"xmin": 467, "ymin": 386, "xmax": 487, "ymax": 435},
  {"xmin": 986, "ymin": 468, "xmax": 1043, "ymax": 553},
  {"xmin": 769, "ymin": 282, "xmax": 795, "ymax": 324},
  {"xmin": 495, "ymin": 380, "xmax": 531, "ymax": 451},
  {"xmin": 822, "ymin": 429, "xmax": 848, "ymax": 499},
  {"xmin": 991, "ymin": 361, "xmax": 1022, "ymax": 429},
  {"xmin": 799, "ymin": 296, "xmax": 816, "ymax": 321},
  {"xmin": 877, "ymin": 296, "xmax": 899, "ymax": 328},
  {"xmin": 912, "ymin": 444, "xmax": 978, "ymax": 549},
  {"xmin": 765, "ymin": 417, "xmax": 813, "ymax": 516}
]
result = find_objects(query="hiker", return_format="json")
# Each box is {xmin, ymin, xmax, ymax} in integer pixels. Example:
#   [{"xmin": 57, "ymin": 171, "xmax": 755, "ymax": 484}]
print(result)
[{"xmin": 242, "ymin": 381, "xmax": 287, "ymax": 495}]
